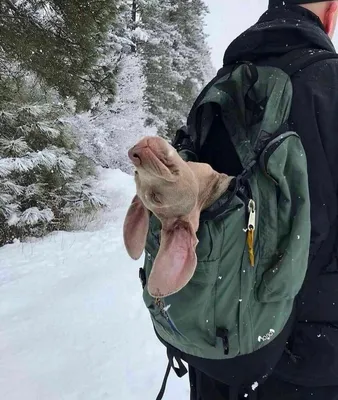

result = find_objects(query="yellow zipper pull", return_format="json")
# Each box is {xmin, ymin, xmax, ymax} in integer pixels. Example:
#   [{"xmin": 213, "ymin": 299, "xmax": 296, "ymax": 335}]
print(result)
[{"xmin": 247, "ymin": 200, "xmax": 256, "ymax": 267}]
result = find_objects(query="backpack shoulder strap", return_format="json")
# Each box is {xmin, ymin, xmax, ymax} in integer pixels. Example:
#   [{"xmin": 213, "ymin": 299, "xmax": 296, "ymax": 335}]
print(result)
[
  {"xmin": 269, "ymin": 48, "xmax": 338, "ymax": 76},
  {"xmin": 172, "ymin": 49, "xmax": 338, "ymax": 158}
]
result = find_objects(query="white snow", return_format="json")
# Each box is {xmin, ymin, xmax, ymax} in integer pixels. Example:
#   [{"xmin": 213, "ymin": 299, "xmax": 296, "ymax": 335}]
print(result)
[{"xmin": 0, "ymin": 168, "xmax": 189, "ymax": 400}]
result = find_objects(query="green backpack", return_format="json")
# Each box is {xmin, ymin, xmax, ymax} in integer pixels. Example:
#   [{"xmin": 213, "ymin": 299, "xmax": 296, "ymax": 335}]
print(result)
[{"xmin": 140, "ymin": 49, "xmax": 338, "ymax": 397}]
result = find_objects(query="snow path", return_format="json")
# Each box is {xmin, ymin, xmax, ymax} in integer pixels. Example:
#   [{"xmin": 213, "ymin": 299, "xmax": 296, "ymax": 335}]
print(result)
[{"xmin": 0, "ymin": 168, "xmax": 189, "ymax": 400}]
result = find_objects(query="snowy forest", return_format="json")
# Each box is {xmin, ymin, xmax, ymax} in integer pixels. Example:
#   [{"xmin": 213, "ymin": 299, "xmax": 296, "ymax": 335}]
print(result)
[{"xmin": 0, "ymin": 0, "xmax": 214, "ymax": 246}]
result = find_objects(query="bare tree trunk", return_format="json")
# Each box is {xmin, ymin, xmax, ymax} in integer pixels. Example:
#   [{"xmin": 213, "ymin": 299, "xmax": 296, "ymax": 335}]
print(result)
[
  {"xmin": 132, "ymin": 0, "xmax": 137, "ymax": 23},
  {"xmin": 131, "ymin": 0, "xmax": 137, "ymax": 52}
]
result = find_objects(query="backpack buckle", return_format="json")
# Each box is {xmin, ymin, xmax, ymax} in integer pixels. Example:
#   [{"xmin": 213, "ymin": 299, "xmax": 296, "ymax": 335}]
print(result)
[
  {"xmin": 239, "ymin": 160, "xmax": 257, "ymax": 182},
  {"xmin": 139, "ymin": 268, "xmax": 146, "ymax": 289},
  {"xmin": 216, "ymin": 327, "xmax": 229, "ymax": 355}
]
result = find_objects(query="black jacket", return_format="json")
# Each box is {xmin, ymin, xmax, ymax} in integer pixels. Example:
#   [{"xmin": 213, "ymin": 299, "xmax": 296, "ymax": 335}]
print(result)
[{"xmin": 222, "ymin": 5, "xmax": 338, "ymax": 386}]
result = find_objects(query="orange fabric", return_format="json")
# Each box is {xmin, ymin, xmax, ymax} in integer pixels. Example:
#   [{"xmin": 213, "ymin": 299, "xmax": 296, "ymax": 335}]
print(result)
[{"xmin": 247, "ymin": 229, "xmax": 255, "ymax": 267}]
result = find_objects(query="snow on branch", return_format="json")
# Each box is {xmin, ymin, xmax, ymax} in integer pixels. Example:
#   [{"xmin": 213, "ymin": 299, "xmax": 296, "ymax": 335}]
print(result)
[
  {"xmin": 1, "ymin": 180, "xmax": 24, "ymax": 195},
  {"xmin": 0, "ymin": 137, "xmax": 31, "ymax": 157},
  {"xmin": 0, "ymin": 158, "xmax": 13, "ymax": 177},
  {"xmin": 35, "ymin": 122, "xmax": 61, "ymax": 138},
  {"xmin": 18, "ymin": 207, "xmax": 54, "ymax": 226},
  {"xmin": 0, "ymin": 192, "xmax": 18, "ymax": 218},
  {"xmin": 0, "ymin": 148, "xmax": 76, "ymax": 177}
]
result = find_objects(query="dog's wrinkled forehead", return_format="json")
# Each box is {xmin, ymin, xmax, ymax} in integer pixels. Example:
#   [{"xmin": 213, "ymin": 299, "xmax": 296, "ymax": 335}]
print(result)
[{"xmin": 148, "ymin": 136, "xmax": 176, "ymax": 158}]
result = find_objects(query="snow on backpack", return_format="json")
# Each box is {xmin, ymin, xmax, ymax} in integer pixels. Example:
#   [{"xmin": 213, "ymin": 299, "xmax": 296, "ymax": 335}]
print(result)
[{"xmin": 136, "ymin": 49, "xmax": 338, "ymax": 398}]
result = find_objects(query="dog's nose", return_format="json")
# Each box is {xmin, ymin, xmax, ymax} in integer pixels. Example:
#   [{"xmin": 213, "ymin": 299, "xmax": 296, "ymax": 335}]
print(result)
[{"xmin": 128, "ymin": 146, "xmax": 142, "ymax": 166}]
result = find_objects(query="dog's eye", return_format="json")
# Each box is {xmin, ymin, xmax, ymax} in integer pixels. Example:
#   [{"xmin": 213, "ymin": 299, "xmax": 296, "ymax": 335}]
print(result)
[{"xmin": 151, "ymin": 192, "xmax": 162, "ymax": 204}]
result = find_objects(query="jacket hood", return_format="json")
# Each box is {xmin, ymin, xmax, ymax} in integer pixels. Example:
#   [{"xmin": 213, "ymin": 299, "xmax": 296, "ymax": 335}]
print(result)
[{"xmin": 223, "ymin": 5, "xmax": 336, "ymax": 66}]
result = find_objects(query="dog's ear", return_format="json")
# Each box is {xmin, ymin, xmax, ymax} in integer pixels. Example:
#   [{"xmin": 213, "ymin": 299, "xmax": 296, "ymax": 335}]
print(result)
[
  {"xmin": 123, "ymin": 195, "xmax": 150, "ymax": 260},
  {"xmin": 147, "ymin": 219, "xmax": 198, "ymax": 298}
]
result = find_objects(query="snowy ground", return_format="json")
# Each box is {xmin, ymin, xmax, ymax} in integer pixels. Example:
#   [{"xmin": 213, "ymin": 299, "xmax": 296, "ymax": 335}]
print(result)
[{"xmin": 0, "ymin": 168, "xmax": 189, "ymax": 400}]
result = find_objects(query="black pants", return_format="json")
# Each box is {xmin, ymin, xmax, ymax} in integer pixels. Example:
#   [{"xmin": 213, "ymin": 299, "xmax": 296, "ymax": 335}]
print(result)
[{"xmin": 189, "ymin": 366, "xmax": 338, "ymax": 400}]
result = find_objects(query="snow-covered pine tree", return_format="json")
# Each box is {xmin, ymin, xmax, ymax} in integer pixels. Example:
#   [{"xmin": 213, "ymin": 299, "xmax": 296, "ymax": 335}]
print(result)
[
  {"xmin": 70, "ymin": 0, "xmax": 214, "ymax": 173},
  {"xmin": 0, "ymin": 80, "xmax": 106, "ymax": 246},
  {"xmin": 69, "ymin": 0, "xmax": 158, "ymax": 174},
  {"xmin": 135, "ymin": 0, "xmax": 183, "ymax": 136},
  {"xmin": 167, "ymin": 0, "xmax": 215, "ymax": 131},
  {"xmin": 135, "ymin": 0, "xmax": 214, "ymax": 139},
  {"xmin": 0, "ymin": 0, "xmax": 118, "ymax": 111},
  {"xmin": 0, "ymin": 0, "xmax": 120, "ymax": 245}
]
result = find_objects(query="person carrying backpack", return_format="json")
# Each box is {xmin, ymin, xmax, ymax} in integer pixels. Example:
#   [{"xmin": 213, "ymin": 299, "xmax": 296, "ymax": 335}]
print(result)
[{"xmin": 125, "ymin": 1, "xmax": 338, "ymax": 399}]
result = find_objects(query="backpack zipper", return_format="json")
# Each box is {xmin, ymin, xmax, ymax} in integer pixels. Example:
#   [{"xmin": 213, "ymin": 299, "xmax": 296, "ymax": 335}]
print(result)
[
  {"xmin": 238, "ymin": 181, "xmax": 256, "ymax": 267},
  {"xmin": 246, "ymin": 199, "xmax": 256, "ymax": 267},
  {"xmin": 154, "ymin": 297, "xmax": 187, "ymax": 338}
]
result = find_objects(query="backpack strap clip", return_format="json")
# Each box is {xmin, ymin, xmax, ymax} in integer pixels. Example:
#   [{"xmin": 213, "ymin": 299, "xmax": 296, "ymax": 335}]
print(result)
[
  {"xmin": 139, "ymin": 267, "xmax": 146, "ymax": 289},
  {"xmin": 216, "ymin": 327, "xmax": 230, "ymax": 355},
  {"xmin": 238, "ymin": 159, "xmax": 257, "ymax": 183}
]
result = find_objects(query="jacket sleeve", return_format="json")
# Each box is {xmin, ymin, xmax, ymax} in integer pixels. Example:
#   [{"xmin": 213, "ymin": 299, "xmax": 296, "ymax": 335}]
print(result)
[{"xmin": 289, "ymin": 59, "xmax": 338, "ymax": 278}]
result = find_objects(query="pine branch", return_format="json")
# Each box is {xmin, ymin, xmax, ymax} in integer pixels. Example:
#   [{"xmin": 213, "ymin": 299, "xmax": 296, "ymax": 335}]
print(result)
[{"xmin": 2, "ymin": 0, "xmax": 82, "ymax": 49}]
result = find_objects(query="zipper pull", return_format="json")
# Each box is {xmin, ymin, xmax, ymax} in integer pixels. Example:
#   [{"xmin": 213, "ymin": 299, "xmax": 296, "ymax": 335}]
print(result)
[
  {"xmin": 248, "ymin": 200, "xmax": 256, "ymax": 230},
  {"xmin": 247, "ymin": 200, "xmax": 256, "ymax": 267}
]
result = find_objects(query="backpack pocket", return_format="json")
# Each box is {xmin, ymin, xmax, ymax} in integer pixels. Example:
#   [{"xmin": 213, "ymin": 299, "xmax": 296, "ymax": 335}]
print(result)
[
  {"xmin": 142, "ymin": 192, "xmax": 246, "ymax": 359},
  {"xmin": 255, "ymin": 132, "xmax": 311, "ymax": 303}
]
